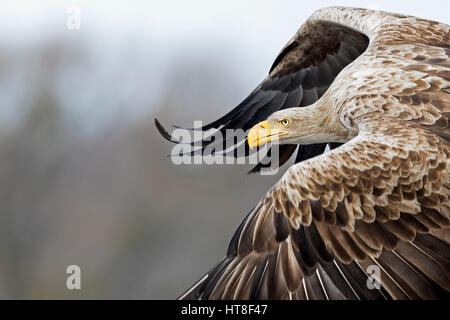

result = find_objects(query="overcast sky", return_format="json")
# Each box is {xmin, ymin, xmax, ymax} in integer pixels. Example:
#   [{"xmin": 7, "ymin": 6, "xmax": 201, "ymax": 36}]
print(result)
[
  {"xmin": 1, "ymin": 1, "xmax": 448, "ymax": 43},
  {"xmin": 0, "ymin": 1, "xmax": 448, "ymax": 132}
]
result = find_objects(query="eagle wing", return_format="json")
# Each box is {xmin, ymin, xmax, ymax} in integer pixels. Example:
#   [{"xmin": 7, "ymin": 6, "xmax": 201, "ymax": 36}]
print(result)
[
  {"xmin": 155, "ymin": 19, "xmax": 369, "ymax": 173},
  {"xmin": 182, "ymin": 115, "xmax": 450, "ymax": 300},
  {"xmin": 179, "ymin": 8, "xmax": 450, "ymax": 300}
]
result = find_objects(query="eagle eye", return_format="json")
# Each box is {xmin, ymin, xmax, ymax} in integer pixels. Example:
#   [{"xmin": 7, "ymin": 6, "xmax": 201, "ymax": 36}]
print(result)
[{"xmin": 279, "ymin": 118, "xmax": 291, "ymax": 127}]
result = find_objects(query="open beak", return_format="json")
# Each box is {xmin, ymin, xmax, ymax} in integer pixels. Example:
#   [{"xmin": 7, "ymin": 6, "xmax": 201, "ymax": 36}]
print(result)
[{"xmin": 247, "ymin": 120, "xmax": 289, "ymax": 149}]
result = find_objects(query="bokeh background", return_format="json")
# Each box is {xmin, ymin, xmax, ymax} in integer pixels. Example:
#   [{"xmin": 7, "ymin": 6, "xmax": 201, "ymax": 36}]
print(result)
[{"xmin": 0, "ymin": 0, "xmax": 448, "ymax": 299}]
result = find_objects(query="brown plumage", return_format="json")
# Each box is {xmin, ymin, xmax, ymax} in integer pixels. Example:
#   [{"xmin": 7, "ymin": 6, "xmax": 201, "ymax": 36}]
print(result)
[{"xmin": 156, "ymin": 7, "xmax": 450, "ymax": 300}]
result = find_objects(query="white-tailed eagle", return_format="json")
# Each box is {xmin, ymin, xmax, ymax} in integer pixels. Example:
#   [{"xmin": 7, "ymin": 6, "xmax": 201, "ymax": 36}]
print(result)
[{"xmin": 156, "ymin": 7, "xmax": 450, "ymax": 299}]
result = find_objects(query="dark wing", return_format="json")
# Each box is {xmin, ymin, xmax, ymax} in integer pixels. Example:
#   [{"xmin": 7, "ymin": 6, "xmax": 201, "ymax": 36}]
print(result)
[{"xmin": 155, "ymin": 21, "xmax": 368, "ymax": 173}]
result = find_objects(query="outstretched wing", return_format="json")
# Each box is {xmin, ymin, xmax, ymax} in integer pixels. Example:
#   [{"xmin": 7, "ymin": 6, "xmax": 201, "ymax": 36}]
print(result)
[
  {"xmin": 155, "ymin": 20, "xmax": 368, "ymax": 173},
  {"xmin": 181, "ymin": 115, "xmax": 450, "ymax": 300},
  {"xmin": 176, "ymin": 8, "xmax": 450, "ymax": 300}
]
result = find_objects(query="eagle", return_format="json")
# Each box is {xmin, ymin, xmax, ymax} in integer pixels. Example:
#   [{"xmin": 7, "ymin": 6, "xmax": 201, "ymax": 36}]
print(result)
[{"xmin": 155, "ymin": 7, "xmax": 450, "ymax": 299}]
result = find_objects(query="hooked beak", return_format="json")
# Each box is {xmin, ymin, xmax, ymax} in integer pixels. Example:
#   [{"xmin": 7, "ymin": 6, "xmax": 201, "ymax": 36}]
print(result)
[{"xmin": 247, "ymin": 120, "xmax": 289, "ymax": 149}]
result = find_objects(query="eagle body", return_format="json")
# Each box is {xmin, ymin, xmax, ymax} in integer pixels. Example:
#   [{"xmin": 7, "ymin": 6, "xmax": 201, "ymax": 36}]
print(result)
[{"xmin": 156, "ymin": 7, "xmax": 450, "ymax": 300}]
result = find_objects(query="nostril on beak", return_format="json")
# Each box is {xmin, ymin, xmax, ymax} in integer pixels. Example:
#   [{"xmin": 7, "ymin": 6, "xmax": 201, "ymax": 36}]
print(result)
[{"xmin": 259, "ymin": 120, "xmax": 269, "ymax": 129}]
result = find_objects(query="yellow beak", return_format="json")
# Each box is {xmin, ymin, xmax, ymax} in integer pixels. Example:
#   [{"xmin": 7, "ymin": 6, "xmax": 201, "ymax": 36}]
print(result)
[{"xmin": 247, "ymin": 120, "xmax": 289, "ymax": 149}]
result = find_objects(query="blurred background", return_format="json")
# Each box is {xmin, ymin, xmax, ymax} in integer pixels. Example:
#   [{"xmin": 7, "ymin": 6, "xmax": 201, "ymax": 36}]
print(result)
[{"xmin": 0, "ymin": 0, "xmax": 448, "ymax": 299}]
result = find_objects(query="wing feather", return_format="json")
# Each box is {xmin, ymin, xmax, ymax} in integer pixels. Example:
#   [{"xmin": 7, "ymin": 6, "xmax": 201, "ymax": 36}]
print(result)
[{"xmin": 180, "ymin": 117, "xmax": 450, "ymax": 300}]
